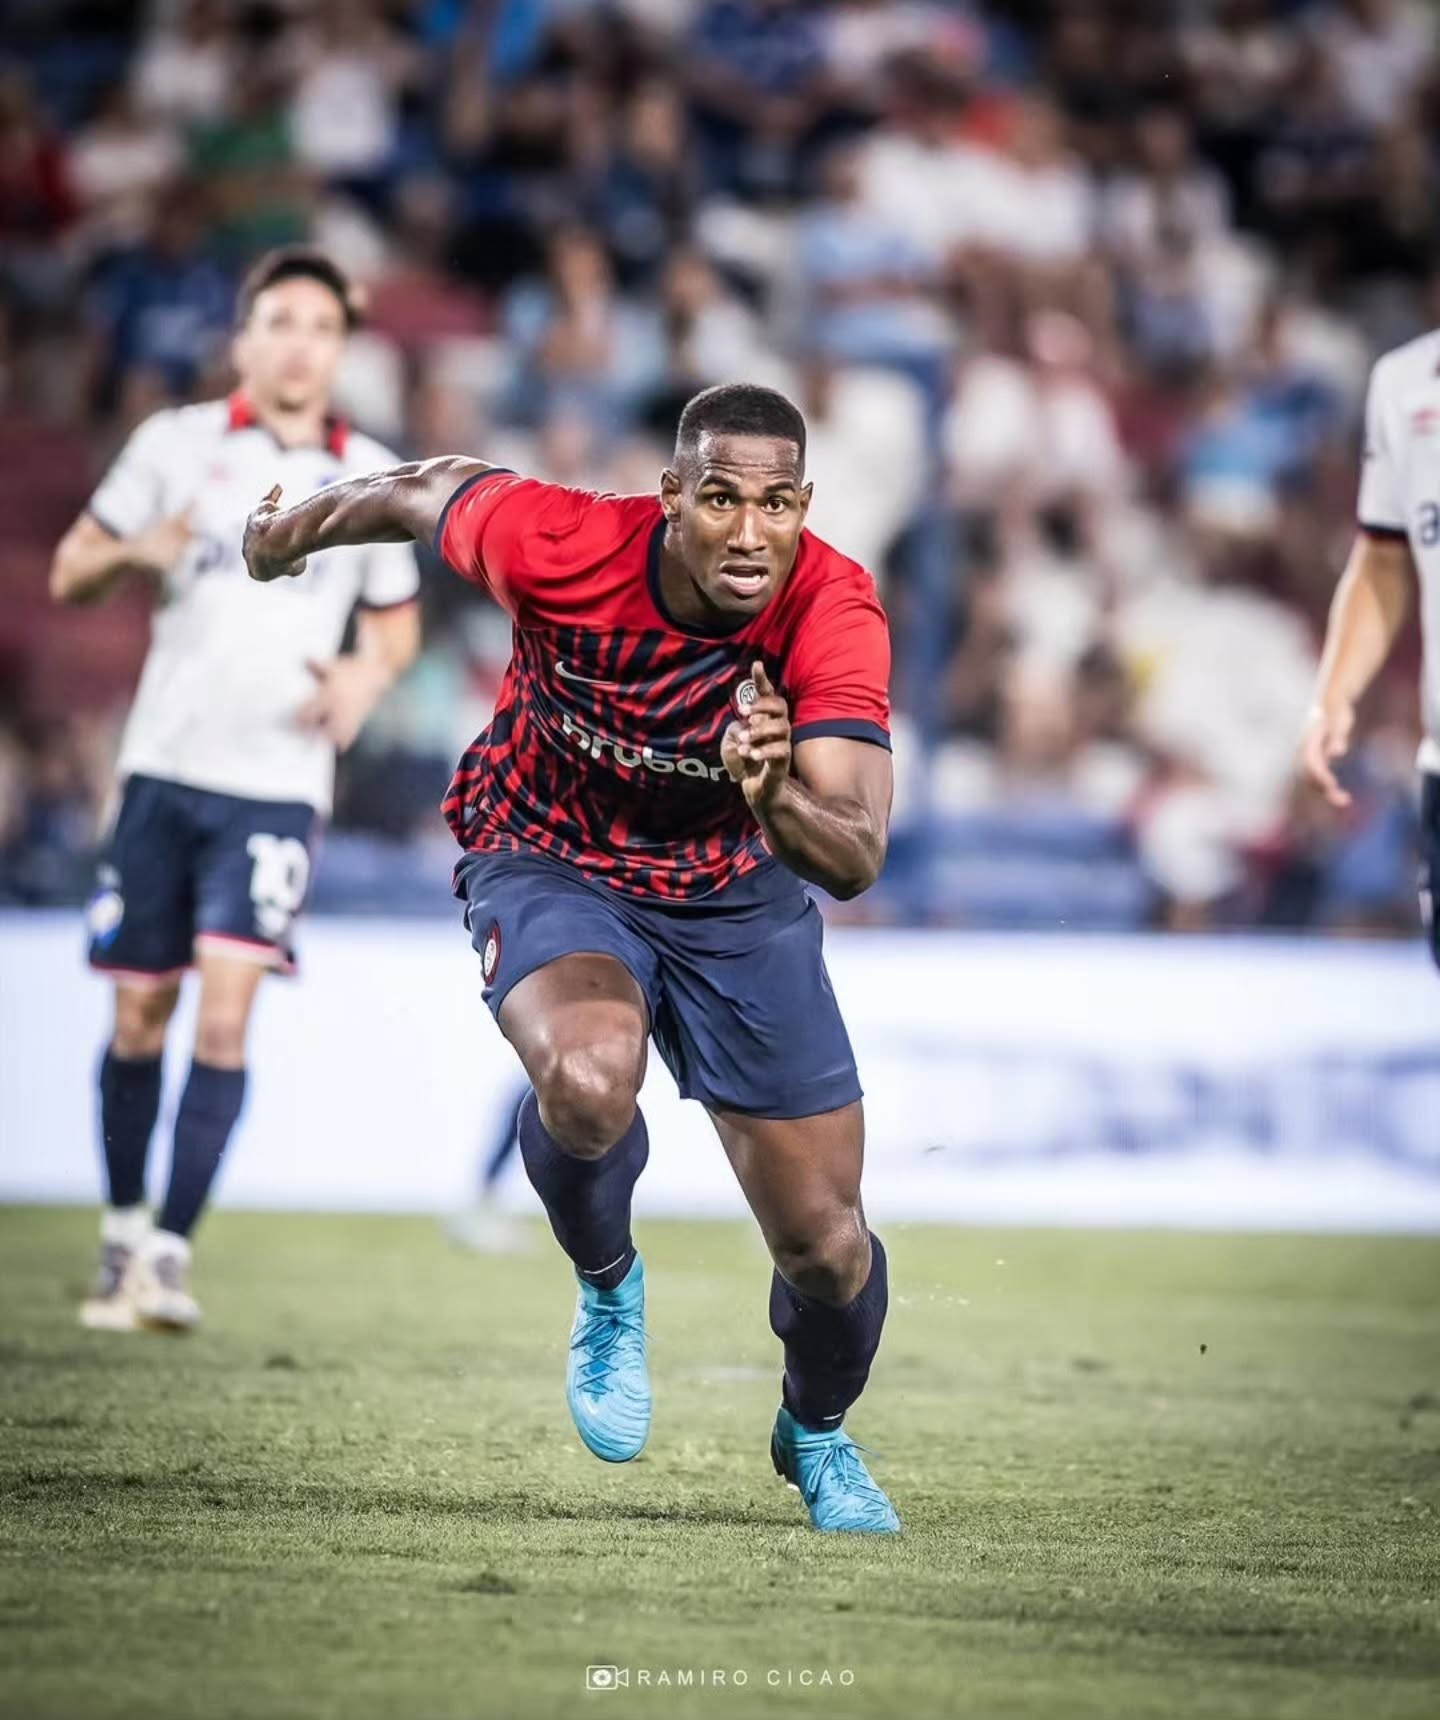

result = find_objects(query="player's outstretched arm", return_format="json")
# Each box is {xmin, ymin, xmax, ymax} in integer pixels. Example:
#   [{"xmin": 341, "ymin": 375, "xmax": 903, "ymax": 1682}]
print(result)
[
  {"xmin": 243, "ymin": 455, "xmax": 495, "ymax": 583},
  {"xmin": 50, "ymin": 510, "xmax": 193, "ymax": 606},
  {"xmin": 1301, "ymin": 531, "xmax": 1415, "ymax": 808},
  {"xmin": 722, "ymin": 664, "xmax": 892, "ymax": 900}
]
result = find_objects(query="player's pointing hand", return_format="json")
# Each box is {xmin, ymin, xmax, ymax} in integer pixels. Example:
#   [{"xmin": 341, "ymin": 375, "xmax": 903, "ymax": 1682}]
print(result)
[
  {"xmin": 722, "ymin": 660, "xmax": 792, "ymax": 811},
  {"xmin": 1300, "ymin": 700, "xmax": 1355, "ymax": 810},
  {"xmin": 243, "ymin": 485, "xmax": 308, "ymax": 583},
  {"xmin": 297, "ymin": 655, "xmax": 388, "ymax": 752}
]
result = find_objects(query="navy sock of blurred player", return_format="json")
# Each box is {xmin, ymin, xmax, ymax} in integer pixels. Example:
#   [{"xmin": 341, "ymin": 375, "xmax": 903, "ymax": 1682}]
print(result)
[
  {"xmin": 157, "ymin": 1063, "xmax": 247, "ymax": 1237},
  {"xmin": 481, "ymin": 1083, "xmax": 528, "ymax": 1197},
  {"xmin": 517, "ymin": 1089, "xmax": 647, "ymax": 1290},
  {"xmin": 770, "ymin": 1232, "xmax": 889, "ymax": 1429},
  {"xmin": 98, "ymin": 1050, "xmax": 163, "ymax": 1209}
]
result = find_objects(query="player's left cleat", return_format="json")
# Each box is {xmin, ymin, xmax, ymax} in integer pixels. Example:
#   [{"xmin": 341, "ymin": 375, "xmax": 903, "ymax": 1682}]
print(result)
[
  {"xmin": 129, "ymin": 1231, "xmax": 202, "ymax": 1334},
  {"xmin": 442, "ymin": 1199, "xmax": 535, "ymax": 1255},
  {"xmin": 78, "ymin": 1205, "xmax": 154, "ymax": 1331},
  {"xmin": 770, "ymin": 1405, "xmax": 901, "ymax": 1534},
  {"xmin": 566, "ymin": 1253, "xmax": 651, "ymax": 1463}
]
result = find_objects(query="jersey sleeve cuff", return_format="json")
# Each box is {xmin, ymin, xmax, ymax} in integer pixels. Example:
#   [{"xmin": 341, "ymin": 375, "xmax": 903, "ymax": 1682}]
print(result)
[
  {"xmin": 86, "ymin": 507, "xmax": 126, "ymax": 539},
  {"xmin": 432, "ymin": 468, "xmax": 515, "ymax": 557},
  {"xmin": 356, "ymin": 592, "xmax": 420, "ymax": 612},
  {"xmin": 1359, "ymin": 519, "xmax": 1408, "ymax": 541},
  {"xmin": 790, "ymin": 719, "xmax": 892, "ymax": 751}
]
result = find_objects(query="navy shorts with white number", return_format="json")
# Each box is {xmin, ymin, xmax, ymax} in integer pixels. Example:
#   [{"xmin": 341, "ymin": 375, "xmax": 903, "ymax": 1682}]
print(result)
[
  {"xmin": 1421, "ymin": 774, "xmax": 1440, "ymax": 972},
  {"xmin": 455, "ymin": 849, "xmax": 862, "ymax": 1119},
  {"xmin": 88, "ymin": 774, "xmax": 317, "ymax": 979}
]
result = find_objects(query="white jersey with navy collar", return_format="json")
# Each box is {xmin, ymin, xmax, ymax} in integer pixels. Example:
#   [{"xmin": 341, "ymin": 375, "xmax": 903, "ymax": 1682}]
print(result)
[
  {"xmin": 1356, "ymin": 328, "xmax": 1440, "ymax": 775},
  {"xmin": 88, "ymin": 393, "xmax": 419, "ymax": 813}
]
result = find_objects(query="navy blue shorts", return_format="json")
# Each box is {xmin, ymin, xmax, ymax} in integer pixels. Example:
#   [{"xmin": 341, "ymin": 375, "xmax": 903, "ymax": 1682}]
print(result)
[
  {"xmin": 455, "ymin": 849, "xmax": 862, "ymax": 1119},
  {"xmin": 1421, "ymin": 774, "xmax": 1440, "ymax": 971},
  {"xmin": 87, "ymin": 774, "xmax": 318, "ymax": 981}
]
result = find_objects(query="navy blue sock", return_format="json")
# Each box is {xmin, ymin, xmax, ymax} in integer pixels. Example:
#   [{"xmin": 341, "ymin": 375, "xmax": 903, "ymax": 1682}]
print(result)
[
  {"xmin": 480, "ymin": 1083, "xmax": 529, "ymax": 1196},
  {"xmin": 517, "ymin": 1089, "xmax": 647, "ymax": 1290},
  {"xmin": 157, "ymin": 1062, "xmax": 247, "ymax": 1238},
  {"xmin": 770, "ymin": 1232, "xmax": 889, "ymax": 1430},
  {"xmin": 98, "ymin": 1050, "xmax": 162, "ymax": 1209}
]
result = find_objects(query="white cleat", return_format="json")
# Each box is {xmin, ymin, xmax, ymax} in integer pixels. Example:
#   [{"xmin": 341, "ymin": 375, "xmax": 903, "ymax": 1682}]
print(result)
[
  {"xmin": 78, "ymin": 1206, "xmax": 151, "ymax": 1331},
  {"xmin": 442, "ymin": 1199, "xmax": 535, "ymax": 1255},
  {"xmin": 130, "ymin": 1231, "xmax": 202, "ymax": 1333}
]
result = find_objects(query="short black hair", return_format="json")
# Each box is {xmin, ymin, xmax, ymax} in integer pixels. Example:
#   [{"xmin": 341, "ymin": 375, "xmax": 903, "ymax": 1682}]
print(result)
[
  {"xmin": 675, "ymin": 382, "xmax": 806, "ymax": 470},
  {"xmin": 236, "ymin": 246, "xmax": 359, "ymax": 331}
]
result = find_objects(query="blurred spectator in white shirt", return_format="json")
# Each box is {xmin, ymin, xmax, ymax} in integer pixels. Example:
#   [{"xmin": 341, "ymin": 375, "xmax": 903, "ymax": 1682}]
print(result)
[
  {"xmin": 1308, "ymin": 0, "xmax": 1435, "ymax": 130},
  {"xmin": 1116, "ymin": 550, "xmax": 1316, "ymax": 919},
  {"xmin": 1102, "ymin": 104, "xmax": 1232, "ymax": 276},
  {"xmin": 289, "ymin": 0, "xmax": 418, "ymax": 184},
  {"xmin": 854, "ymin": 60, "xmax": 994, "ymax": 265},
  {"xmin": 794, "ymin": 141, "xmax": 953, "ymax": 373},
  {"xmin": 68, "ymin": 80, "xmax": 182, "ymax": 246},
  {"xmin": 132, "ymin": 0, "xmax": 237, "ymax": 129},
  {"xmin": 944, "ymin": 310, "xmax": 1128, "ymax": 525},
  {"xmin": 982, "ymin": 93, "xmax": 1094, "ymax": 268},
  {"xmin": 795, "ymin": 359, "xmax": 926, "ymax": 581}
]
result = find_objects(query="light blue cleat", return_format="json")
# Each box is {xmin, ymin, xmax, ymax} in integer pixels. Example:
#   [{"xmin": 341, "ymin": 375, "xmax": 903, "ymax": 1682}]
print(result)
[
  {"xmin": 770, "ymin": 1405, "xmax": 901, "ymax": 1533},
  {"xmin": 566, "ymin": 1253, "xmax": 651, "ymax": 1463}
]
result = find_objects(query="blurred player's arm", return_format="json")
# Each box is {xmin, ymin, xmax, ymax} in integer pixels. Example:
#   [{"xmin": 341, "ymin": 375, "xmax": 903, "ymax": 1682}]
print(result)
[
  {"xmin": 723, "ymin": 664, "xmax": 892, "ymax": 900},
  {"xmin": 53, "ymin": 411, "xmax": 190, "ymax": 604},
  {"xmin": 243, "ymin": 457, "xmax": 494, "ymax": 581},
  {"xmin": 50, "ymin": 509, "xmax": 192, "ymax": 606},
  {"xmin": 297, "ymin": 603, "xmax": 421, "ymax": 752},
  {"xmin": 1301, "ymin": 530, "xmax": 1415, "ymax": 808}
]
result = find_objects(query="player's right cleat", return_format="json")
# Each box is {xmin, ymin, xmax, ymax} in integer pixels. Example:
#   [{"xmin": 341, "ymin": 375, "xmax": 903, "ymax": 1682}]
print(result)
[
  {"xmin": 129, "ymin": 1231, "xmax": 202, "ymax": 1333},
  {"xmin": 566, "ymin": 1252, "xmax": 650, "ymax": 1463},
  {"xmin": 78, "ymin": 1206, "xmax": 151, "ymax": 1331},
  {"xmin": 770, "ymin": 1405, "xmax": 902, "ymax": 1534}
]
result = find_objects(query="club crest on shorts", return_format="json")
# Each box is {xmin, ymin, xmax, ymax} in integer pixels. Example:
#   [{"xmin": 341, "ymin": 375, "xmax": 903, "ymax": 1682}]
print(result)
[
  {"xmin": 734, "ymin": 677, "xmax": 759, "ymax": 717},
  {"xmin": 481, "ymin": 920, "xmax": 502, "ymax": 984},
  {"xmin": 87, "ymin": 886, "xmax": 125, "ymax": 947}
]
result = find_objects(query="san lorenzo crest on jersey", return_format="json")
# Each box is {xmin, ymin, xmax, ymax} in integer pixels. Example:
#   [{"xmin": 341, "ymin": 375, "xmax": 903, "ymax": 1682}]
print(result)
[{"xmin": 481, "ymin": 920, "xmax": 502, "ymax": 983}]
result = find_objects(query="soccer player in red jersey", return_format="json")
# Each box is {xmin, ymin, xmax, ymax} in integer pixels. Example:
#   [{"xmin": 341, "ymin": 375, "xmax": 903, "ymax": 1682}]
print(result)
[{"xmin": 243, "ymin": 385, "xmax": 900, "ymax": 1532}]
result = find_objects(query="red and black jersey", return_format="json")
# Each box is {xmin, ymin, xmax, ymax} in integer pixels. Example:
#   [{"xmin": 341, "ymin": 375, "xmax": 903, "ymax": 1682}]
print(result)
[{"xmin": 435, "ymin": 471, "xmax": 891, "ymax": 901}]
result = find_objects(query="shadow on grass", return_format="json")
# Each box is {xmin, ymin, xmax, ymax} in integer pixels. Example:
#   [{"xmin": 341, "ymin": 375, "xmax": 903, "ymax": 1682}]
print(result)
[{"xmin": 2, "ymin": 1464, "xmax": 797, "ymax": 1529}]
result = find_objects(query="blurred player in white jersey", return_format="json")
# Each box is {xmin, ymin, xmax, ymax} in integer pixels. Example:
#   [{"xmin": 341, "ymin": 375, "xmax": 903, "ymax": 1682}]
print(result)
[
  {"xmin": 1303, "ymin": 328, "xmax": 1440, "ymax": 960},
  {"xmin": 50, "ymin": 248, "xmax": 420, "ymax": 1332}
]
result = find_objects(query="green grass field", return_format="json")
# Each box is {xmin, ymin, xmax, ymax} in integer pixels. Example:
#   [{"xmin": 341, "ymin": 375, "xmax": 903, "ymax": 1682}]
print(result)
[{"xmin": 1, "ymin": 1209, "xmax": 1437, "ymax": 1720}]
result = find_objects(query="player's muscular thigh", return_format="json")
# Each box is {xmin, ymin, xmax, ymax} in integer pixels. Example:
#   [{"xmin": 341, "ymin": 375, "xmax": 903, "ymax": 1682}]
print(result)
[
  {"xmin": 712, "ymin": 1104, "xmax": 870, "ymax": 1306},
  {"xmin": 498, "ymin": 954, "xmax": 648, "ymax": 1159}
]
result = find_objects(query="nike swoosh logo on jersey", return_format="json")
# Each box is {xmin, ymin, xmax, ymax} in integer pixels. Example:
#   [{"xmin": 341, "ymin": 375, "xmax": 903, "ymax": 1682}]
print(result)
[{"xmin": 555, "ymin": 658, "xmax": 619, "ymax": 687}]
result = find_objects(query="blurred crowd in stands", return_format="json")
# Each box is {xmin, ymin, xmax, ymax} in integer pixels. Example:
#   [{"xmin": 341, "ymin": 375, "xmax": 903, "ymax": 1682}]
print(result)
[{"xmin": 1, "ymin": 0, "xmax": 1435, "ymax": 929}]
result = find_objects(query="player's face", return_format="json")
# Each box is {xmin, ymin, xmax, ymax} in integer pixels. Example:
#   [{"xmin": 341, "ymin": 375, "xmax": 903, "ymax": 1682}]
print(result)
[
  {"xmin": 232, "ymin": 278, "xmax": 348, "ymax": 415},
  {"xmin": 662, "ymin": 434, "xmax": 812, "ymax": 620}
]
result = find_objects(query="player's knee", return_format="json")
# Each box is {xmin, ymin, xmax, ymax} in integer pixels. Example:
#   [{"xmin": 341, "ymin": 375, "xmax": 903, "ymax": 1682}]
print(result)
[
  {"xmin": 771, "ymin": 1208, "xmax": 869, "ymax": 1306},
  {"xmin": 111, "ymin": 985, "xmax": 179, "ymax": 1059},
  {"xmin": 534, "ymin": 1044, "xmax": 641, "ymax": 1160},
  {"xmin": 193, "ymin": 1011, "xmax": 249, "ymax": 1069}
]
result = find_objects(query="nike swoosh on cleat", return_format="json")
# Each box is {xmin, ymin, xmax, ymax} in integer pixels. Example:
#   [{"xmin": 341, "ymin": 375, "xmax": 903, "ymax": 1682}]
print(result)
[{"xmin": 555, "ymin": 658, "xmax": 619, "ymax": 688}]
